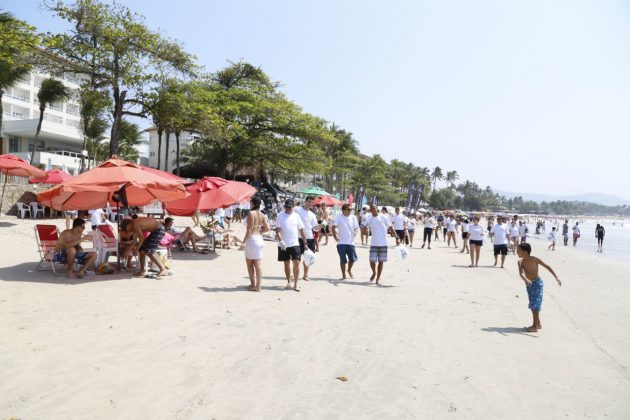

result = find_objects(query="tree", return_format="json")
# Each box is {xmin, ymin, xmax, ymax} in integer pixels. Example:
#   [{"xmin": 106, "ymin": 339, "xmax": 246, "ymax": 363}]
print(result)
[
  {"xmin": 0, "ymin": 12, "xmax": 39, "ymax": 145},
  {"xmin": 117, "ymin": 119, "xmax": 142, "ymax": 162},
  {"xmin": 78, "ymin": 86, "xmax": 109, "ymax": 171},
  {"xmin": 31, "ymin": 78, "xmax": 69, "ymax": 163},
  {"xmin": 430, "ymin": 166, "xmax": 443, "ymax": 191},
  {"xmin": 44, "ymin": 0, "xmax": 196, "ymax": 156},
  {"xmin": 445, "ymin": 170, "xmax": 459, "ymax": 188}
]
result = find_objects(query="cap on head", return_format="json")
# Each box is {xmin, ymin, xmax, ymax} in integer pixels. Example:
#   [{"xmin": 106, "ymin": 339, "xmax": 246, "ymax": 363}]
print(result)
[{"xmin": 284, "ymin": 199, "xmax": 294, "ymax": 208}]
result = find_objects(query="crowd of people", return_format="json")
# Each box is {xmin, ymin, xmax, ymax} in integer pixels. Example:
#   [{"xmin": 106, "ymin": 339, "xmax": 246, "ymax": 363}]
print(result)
[{"xmin": 52, "ymin": 196, "xmax": 622, "ymax": 332}]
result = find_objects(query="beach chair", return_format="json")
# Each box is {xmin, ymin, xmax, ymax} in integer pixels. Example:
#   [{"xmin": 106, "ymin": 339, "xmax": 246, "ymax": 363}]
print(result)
[
  {"xmin": 95, "ymin": 224, "xmax": 119, "ymax": 265},
  {"xmin": 17, "ymin": 202, "xmax": 31, "ymax": 219},
  {"xmin": 34, "ymin": 224, "xmax": 78, "ymax": 275},
  {"xmin": 30, "ymin": 201, "xmax": 46, "ymax": 219}
]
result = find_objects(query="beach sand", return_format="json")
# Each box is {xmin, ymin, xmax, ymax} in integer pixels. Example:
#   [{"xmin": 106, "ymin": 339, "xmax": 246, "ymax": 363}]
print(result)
[{"xmin": 1, "ymin": 215, "xmax": 629, "ymax": 419}]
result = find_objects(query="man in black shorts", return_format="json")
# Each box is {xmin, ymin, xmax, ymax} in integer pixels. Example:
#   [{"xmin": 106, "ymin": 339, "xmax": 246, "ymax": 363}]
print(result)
[
  {"xmin": 490, "ymin": 216, "xmax": 509, "ymax": 268},
  {"xmin": 276, "ymin": 199, "xmax": 308, "ymax": 291}
]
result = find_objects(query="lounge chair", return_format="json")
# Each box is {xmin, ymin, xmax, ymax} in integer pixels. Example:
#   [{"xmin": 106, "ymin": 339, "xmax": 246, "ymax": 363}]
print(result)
[{"xmin": 34, "ymin": 224, "xmax": 81, "ymax": 275}]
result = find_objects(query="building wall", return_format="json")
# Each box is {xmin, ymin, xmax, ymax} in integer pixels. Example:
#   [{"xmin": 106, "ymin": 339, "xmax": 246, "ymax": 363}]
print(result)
[{"xmin": 146, "ymin": 128, "xmax": 199, "ymax": 172}]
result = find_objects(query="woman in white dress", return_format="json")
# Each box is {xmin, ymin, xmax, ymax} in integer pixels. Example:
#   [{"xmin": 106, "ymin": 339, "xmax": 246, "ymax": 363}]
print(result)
[{"xmin": 241, "ymin": 196, "xmax": 270, "ymax": 291}]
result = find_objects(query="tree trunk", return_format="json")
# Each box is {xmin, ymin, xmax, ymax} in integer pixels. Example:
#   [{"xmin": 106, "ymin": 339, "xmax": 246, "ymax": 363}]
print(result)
[
  {"xmin": 175, "ymin": 131, "xmax": 181, "ymax": 176},
  {"xmin": 156, "ymin": 127, "xmax": 163, "ymax": 170},
  {"xmin": 164, "ymin": 130, "xmax": 170, "ymax": 172},
  {"xmin": 216, "ymin": 147, "xmax": 228, "ymax": 179},
  {"xmin": 109, "ymin": 90, "xmax": 126, "ymax": 158},
  {"xmin": 30, "ymin": 106, "xmax": 45, "ymax": 165}
]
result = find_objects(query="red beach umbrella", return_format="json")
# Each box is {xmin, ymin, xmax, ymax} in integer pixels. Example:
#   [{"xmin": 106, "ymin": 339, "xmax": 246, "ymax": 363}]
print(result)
[
  {"xmin": 29, "ymin": 169, "xmax": 74, "ymax": 185},
  {"xmin": 164, "ymin": 176, "xmax": 257, "ymax": 216},
  {"xmin": 312, "ymin": 195, "xmax": 344, "ymax": 207},
  {"xmin": 37, "ymin": 156, "xmax": 188, "ymax": 210},
  {"xmin": 0, "ymin": 154, "xmax": 46, "ymax": 213}
]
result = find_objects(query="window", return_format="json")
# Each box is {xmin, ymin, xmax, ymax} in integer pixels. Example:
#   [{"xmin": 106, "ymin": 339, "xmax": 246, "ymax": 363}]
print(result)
[{"xmin": 9, "ymin": 136, "xmax": 20, "ymax": 153}]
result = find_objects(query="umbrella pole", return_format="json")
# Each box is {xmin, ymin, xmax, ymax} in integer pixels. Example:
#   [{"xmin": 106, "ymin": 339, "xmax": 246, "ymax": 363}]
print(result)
[
  {"xmin": 0, "ymin": 173, "xmax": 8, "ymax": 215},
  {"xmin": 116, "ymin": 199, "xmax": 120, "ymax": 271}
]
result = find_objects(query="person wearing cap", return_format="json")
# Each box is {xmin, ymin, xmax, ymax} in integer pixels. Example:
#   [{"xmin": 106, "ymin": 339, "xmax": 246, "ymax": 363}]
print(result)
[
  {"xmin": 332, "ymin": 203, "xmax": 360, "ymax": 279},
  {"xmin": 276, "ymin": 199, "xmax": 308, "ymax": 291},
  {"xmin": 294, "ymin": 196, "xmax": 320, "ymax": 281}
]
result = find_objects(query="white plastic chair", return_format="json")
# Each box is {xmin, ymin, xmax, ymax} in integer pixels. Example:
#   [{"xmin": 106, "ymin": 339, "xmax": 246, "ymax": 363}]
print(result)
[
  {"xmin": 30, "ymin": 202, "xmax": 45, "ymax": 219},
  {"xmin": 17, "ymin": 202, "xmax": 31, "ymax": 219}
]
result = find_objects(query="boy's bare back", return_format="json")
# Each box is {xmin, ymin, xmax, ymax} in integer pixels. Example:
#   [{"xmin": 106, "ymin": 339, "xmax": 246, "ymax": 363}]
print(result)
[{"xmin": 517, "ymin": 252, "xmax": 561, "ymax": 286}]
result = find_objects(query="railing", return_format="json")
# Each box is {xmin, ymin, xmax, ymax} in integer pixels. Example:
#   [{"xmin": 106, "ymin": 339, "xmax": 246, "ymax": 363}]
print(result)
[
  {"xmin": 43, "ymin": 114, "xmax": 63, "ymax": 124},
  {"xmin": 16, "ymin": 77, "xmax": 31, "ymax": 85},
  {"xmin": 6, "ymin": 94, "xmax": 30, "ymax": 103},
  {"xmin": 66, "ymin": 108, "xmax": 80, "ymax": 117},
  {"xmin": 2, "ymin": 112, "xmax": 28, "ymax": 120},
  {"xmin": 48, "ymin": 104, "xmax": 63, "ymax": 112}
]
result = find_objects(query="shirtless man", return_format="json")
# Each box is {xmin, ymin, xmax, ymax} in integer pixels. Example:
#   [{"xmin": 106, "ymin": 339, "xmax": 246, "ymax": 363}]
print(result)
[
  {"xmin": 54, "ymin": 218, "xmax": 97, "ymax": 279},
  {"xmin": 126, "ymin": 217, "xmax": 168, "ymax": 277},
  {"xmin": 316, "ymin": 203, "xmax": 330, "ymax": 246}
]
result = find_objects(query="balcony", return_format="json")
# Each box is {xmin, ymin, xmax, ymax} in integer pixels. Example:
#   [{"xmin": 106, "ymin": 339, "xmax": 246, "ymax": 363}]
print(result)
[
  {"xmin": 2, "ymin": 118, "xmax": 82, "ymax": 145},
  {"xmin": 13, "ymin": 151, "xmax": 92, "ymax": 175},
  {"xmin": 2, "ymin": 111, "xmax": 29, "ymax": 121},
  {"xmin": 5, "ymin": 93, "xmax": 30, "ymax": 103}
]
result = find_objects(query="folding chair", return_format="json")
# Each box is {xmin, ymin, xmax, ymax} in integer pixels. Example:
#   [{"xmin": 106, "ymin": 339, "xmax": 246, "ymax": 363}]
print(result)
[
  {"xmin": 34, "ymin": 224, "xmax": 76, "ymax": 275},
  {"xmin": 17, "ymin": 202, "xmax": 31, "ymax": 219},
  {"xmin": 95, "ymin": 224, "xmax": 119, "ymax": 265},
  {"xmin": 30, "ymin": 201, "xmax": 46, "ymax": 219}
]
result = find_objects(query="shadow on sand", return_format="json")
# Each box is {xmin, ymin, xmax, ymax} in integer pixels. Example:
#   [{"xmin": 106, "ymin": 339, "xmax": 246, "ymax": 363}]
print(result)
[
  {"xmin": 481, "ymin": 327, "xmax": 538, "ymax": 338},
  {"xmin": 0, "ymin": 221, "xmax": 17, "ymax": 228},
  {"xmin": 0, "ymin": 261, "xmax": 135, "ymax": 285}
]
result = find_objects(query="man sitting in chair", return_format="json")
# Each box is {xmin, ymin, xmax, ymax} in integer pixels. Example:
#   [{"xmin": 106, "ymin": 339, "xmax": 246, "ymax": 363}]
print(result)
[
  {"xmin": 126, "ymin": 217, "xmax": 168, "ymax": 277},
  {"xmin": 164, "ymin": 217, "xmax": 205, "ymax": 253},
  {"xmin": 54, "ymin": 218, "xmax": 97, "ymax": 279}
]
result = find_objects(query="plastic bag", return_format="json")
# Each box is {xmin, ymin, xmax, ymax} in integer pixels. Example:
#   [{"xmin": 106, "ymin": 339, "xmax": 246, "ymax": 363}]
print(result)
[
  {"xmin": 303, "ymin": 248, "xmax": 317, "ymax": 267},
  {"xmin": 394, "ymin": 245, "xmax": 409, "ymax": 261}
]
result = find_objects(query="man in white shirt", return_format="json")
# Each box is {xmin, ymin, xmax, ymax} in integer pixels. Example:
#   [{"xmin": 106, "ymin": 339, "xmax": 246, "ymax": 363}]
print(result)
[
  {"xmin": 490, "ymin": 216, "xmax": 509, "ymax": 268},
  {"xmin": 88, "ymin": 208, "xmax": 105, "ymax": 230},
  {"xmin": 332, "ymin": 203, "xmax": 359, "ymax": 280},
  {"xmin": 363, "ymin": 204, "xmax": 396, "ymax": 285},
  {"xmin": 392, "ymin": 207, "xmax": 406, "ymax": 244},
  {"xmin": 276, "ymin": 199, "xmax": 307, "ymax": 291},
  {"xmin": 294, "ymin": 196, "xmax": 319, "ymax": 281}
]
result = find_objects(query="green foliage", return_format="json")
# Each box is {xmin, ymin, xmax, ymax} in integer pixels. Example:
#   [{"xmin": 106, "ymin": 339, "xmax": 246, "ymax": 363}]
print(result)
[
  {"xmin": 43, "ymin": 0, "xmax": 196, "ymax": 156},
  {"xmin": 117, "ymin": 120, "xmax": 142, "ymax": 162}
]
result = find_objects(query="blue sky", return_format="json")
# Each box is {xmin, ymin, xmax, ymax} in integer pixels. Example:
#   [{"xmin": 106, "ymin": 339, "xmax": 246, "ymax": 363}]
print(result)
[{"xmin": 5, "ymin": 0, "xmax": 630, "ymax": 200}]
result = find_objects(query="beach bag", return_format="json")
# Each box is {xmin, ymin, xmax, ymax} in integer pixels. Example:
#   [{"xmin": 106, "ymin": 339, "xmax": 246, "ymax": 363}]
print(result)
[
  {"xmin": 303, "ymin": 248, "xmax": 317, "ymax": 267},
  {"xmin": 96, "ymin": 262, "xmax": 115, "ymax": 275},
  {"xmin": 395, "ymin": 245, "xmax": 409, "ymax": 261}
]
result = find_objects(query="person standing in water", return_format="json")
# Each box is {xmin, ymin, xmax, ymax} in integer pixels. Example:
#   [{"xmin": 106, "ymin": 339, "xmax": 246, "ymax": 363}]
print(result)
[{"xmin": 595, "ymin": 223, "xmax": 605, "ymax": 253}]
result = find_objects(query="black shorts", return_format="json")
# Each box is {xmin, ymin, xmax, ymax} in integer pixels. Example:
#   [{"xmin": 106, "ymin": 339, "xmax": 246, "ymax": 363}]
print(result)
[
  {"xmin": 462, "ymin": 232, "xmax": 469, "ymax": 239},
  {"xmin": 278, "ymin": 245, "xmax": 301, "ymax": 261},
  {"xmin": 493, "ymin": 244, "xmax": 508, "ymax": 255},
  {"xmin": 470, "ymin": 239, "xmax": 483, "ymax": 246},
  {"xmin": 299, "ymin": 238, "xmax": 317, "ymax": 254},
  {"xmin": 395, "ymin": 230, "xmax": 406, "ymax": 240}
]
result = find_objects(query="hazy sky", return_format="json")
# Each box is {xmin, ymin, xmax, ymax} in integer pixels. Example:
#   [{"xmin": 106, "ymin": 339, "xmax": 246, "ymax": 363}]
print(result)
[{"xmin": 5, "ymin": 0, "xmax": 630, "ymax": 200}]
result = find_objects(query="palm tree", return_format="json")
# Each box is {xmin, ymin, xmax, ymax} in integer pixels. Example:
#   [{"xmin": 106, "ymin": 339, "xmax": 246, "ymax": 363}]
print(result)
[
  {"xmin": 0, "ymin": 62, "xmax": 31, "ymax": 145},
  {"xmin": 445, "ymin": 170, "xmax": 460, "ymax": 188},
  {"xmin": 430, "ymin": 166, "xmax": 443, "ymax": 191},
  {"xmin": 84, "ymin": 116, "xmax": 109, "ymax": 168},
  {"xmin": 31, "ymin": 78, "xmax": 69, "ymax": 163},
  {"xmin": 117, "ymin": 120, "xmax": 142, "ymax": 163}
]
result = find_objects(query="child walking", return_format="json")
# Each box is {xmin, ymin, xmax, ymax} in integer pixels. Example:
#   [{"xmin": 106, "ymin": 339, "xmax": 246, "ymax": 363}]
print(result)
[{"xmin": 517, "ymin": 243, "xmax": 561, "ymax": 333}]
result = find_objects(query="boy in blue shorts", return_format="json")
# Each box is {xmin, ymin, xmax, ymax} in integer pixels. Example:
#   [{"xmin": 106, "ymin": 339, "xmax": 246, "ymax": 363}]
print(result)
[{"xmin": 517, "ymin": 243, "xmax": 561, "ymax": 332}]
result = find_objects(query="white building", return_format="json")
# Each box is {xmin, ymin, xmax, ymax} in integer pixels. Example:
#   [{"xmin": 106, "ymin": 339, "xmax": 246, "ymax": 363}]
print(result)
[
  {"xmin": 1, "ymin": 70, "xmax": 88, "ymax": 174},
  {"xmin": 145, "ymin": 127, "xmax": 199, "ymax": 172}
]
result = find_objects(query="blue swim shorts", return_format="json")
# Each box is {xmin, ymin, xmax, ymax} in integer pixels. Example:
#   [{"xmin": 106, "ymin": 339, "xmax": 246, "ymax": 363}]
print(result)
[
  {"xmin": 53, "ymin": 250, "xmax": 89, "ymax": 265},
  {"xmin": 526, "ymin": 277, "xmax": 544, "ymax": 311},
  {"xmin": 337, "ymin": 244, "xmax": 358, "ymax": 264}
]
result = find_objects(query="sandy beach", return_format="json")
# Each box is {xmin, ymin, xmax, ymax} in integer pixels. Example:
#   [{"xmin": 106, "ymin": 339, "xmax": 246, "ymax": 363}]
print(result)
[{"xmin": 1, "ymin": 215, "xmax": 629, "ymax": 419}]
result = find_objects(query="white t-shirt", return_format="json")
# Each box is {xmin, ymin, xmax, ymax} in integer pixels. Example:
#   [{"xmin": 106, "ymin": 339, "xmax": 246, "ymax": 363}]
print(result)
[
  {"xmin": 295, "ymin": 207, "xmax": 318, "ymax": 240},
  {"xmin": 392, "ymin": 214, "xmax": 405, "ymax": 230},
  {"xmin": 276, "ymin": 211, "xmax": 304, "ymax": 247},
  {"xmin": 509, "ymin": 224, "xmax": 519, "ymax": 237},
  {"xmin": 241, "ymin": 201, "xmax": 250, "ymax": 211},
  {"xmin": 468, "ymin": 224, "xmax": 485, "ymax": 241},
  {"xmin": 519, "ymin": 224, "xmax": 527, "ymax": 236},
  {"xmin": 366, "ymin": 214, "xmax": 392, "ymax": 247},
  {"xmin": 490, "ymin": 223, "xmax": 509, "ymax": 245},
  {"xmin": 424, "ymin": 217, "xmax": 436, "ymax": 228},
  {"xmin": 215, "ymin": 207, "xmax": 225, "ymax": 217},
  {"xmin": 224, "ymin": 206, "xmax": 234, "ymax": 218},
  {"xmin": 89, "ymin": 208, "xmax": 104, "ymax": 226},
  {"xmin": 461, "ymin": 222, "xmax": 469, "ymax": 233},
  {"xmin": 333, "ymin": 214, "xmax": 359, "ymax": 245},
  {"xmin": 407, "ymin": 218, "xmax": 416, "ymax": 231},
  {"xmin": 447, "ymin": 220, "xmax": 458, "ymax": 232}
]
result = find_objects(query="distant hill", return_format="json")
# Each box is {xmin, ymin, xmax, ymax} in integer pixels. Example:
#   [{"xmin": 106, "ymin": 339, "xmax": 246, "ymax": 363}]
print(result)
[{"xmin": 496, "ymin": 191, "xmax": 630, "ymax": 207}]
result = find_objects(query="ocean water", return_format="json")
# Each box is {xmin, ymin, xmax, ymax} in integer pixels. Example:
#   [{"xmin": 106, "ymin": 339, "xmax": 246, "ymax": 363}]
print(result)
[{"xmin": 526, "ymin": 219, "xmax": 629, "ymax": 263}]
